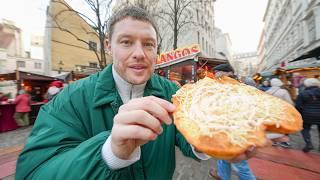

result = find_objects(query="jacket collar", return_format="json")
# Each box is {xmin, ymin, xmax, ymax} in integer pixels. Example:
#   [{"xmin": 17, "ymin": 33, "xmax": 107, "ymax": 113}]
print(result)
[{"xmin": 93, "ymin": 65, "xmax": 165, "ymax": 108}]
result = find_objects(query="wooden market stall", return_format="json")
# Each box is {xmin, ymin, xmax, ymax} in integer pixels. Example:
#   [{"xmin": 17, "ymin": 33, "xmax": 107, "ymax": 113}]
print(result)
[{"xmin": 155, "ymin": 44, "xmax": 227, "ymax": 85}]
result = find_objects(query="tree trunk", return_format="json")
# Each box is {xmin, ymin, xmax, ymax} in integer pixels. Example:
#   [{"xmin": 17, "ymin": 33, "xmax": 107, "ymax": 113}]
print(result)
[{"xmin": 173, "ymin": 0, "xmax": 178, "ymax": 50}]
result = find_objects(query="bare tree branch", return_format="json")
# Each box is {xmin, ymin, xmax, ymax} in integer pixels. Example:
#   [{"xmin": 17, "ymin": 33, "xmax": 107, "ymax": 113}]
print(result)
[{"xmin": 49, "ymin": 0, "xmax": 114, "ymax": 68}]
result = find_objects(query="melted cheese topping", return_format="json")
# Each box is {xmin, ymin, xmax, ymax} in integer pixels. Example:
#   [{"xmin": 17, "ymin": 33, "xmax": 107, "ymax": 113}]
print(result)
[{"xmin": 174, "ymin": 77, "xmax": 289, "ymax": 147}]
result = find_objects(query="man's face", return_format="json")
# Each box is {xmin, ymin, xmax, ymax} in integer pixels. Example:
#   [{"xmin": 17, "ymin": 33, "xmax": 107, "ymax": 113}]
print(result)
[{"xmin": 107, "ymin": 17, "xmax": 158, "ymax": 85}]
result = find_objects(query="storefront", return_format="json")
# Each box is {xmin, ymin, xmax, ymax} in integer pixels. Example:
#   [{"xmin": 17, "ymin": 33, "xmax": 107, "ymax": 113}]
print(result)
[{"xmin": 155, "ymin": 44, "xmax": 227, "ymax": 85}]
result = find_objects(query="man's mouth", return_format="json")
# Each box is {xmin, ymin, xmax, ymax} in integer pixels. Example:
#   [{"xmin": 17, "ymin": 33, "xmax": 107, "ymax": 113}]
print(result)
[{"xmin": 130, "ymin": 65, "xmax": 147, "ymax": 73}]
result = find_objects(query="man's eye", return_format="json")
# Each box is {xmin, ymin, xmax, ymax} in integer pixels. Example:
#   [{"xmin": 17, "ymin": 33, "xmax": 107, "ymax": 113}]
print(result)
[
  {"xmin": 121, "ymin": 40, "xmax": 131, "ymax": 45},
  {"xmin": 145, "ymin": 42, "xmax": 154, "ymax": 48}
]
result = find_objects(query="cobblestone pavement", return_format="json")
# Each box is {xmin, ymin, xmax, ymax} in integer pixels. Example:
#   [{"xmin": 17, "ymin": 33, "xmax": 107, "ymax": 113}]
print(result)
[{"xmin": 0, "ymin": 125, "xmax": 319, "ymax": 180}]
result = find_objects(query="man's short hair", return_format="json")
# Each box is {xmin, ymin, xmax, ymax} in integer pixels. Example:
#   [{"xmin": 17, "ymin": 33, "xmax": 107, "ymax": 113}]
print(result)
[{"xmin": 107, "ymin": 6, "xmax": 158, "ymax": 40}]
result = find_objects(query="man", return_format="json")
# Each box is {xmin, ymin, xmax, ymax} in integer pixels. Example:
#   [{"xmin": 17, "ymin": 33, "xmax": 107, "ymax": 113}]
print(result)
[
  {"xmin": 209, "ymin": 63, "xmax": 257, "ymax": 180},
  {"xmin": 16, "ymin": 6, "xmax": 254, "ymax": 179}
]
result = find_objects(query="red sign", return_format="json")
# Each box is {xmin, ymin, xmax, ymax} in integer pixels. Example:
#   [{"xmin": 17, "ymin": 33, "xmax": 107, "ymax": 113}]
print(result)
[{"xmin": 157, "ymin": 44, "xmax": 200, "ymax": 64}]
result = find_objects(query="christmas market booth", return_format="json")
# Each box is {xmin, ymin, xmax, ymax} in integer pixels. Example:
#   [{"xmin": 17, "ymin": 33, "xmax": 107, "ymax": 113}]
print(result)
[
  {"xmin": 260, "ymin": 58, "xmax": 320, "ymax": 100},
  {"xmin": 155, "ymin": 44, "xmax": 227, "ymax": 85},
  {"xmin": 0, "ymin": 71, "xmax": 61, "ymax": 132},
  {"xmin": 0, "ymin": 70, "xmax": 61, "ymax": 101}
]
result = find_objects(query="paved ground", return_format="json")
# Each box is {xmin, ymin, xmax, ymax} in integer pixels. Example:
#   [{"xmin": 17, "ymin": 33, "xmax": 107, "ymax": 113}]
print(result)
[{"xmin": 0, "ymin": 125, "xmax": 319, "ymax": 179}]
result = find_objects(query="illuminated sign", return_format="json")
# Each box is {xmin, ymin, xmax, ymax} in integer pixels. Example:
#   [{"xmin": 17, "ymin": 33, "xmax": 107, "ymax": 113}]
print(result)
[{"xmin": 157, "ymin": 44, "xmax": 200, "ymax": 64}]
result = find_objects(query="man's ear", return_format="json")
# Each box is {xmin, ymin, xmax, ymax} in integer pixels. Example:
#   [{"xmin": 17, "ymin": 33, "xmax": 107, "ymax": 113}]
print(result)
[{"xmin": 105, "ymin": 39, "xmax": 111, "ymax": 54}]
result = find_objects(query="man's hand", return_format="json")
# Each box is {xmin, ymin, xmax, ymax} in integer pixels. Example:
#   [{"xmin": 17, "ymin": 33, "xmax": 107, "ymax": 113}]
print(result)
[
  {"xmin": 111, "ymin": 96, "xmax": 175, "ymax": 160},
  {"xmin": 228, "ymin": 146, "xmax": 257, "ymax": 163}
]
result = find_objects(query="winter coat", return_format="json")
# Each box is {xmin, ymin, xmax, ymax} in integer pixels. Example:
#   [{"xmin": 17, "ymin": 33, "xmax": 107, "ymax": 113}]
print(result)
[
  {"xmin": 16, "ymin": 65, "xmax": 198, "ymax": 180},
  {"xmin": 259, "ymin": 85, "xmax": 270, "ymax": 92},
  {"xmin": 295, "ymin": 86, "xmax": 320, "ymax": 125},
  {"xmin": 266, "ymin": 87, "xmax": 294, "ymax": 105},
  {"xmin": 14, "ymin": 93, "xmax": 31, "ymax": 112}
]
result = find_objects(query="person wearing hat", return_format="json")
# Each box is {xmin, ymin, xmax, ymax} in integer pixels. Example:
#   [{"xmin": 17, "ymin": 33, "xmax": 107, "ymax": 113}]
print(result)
[
  {"xmin": 295, "ymin": 78, "xmax": 320, "ymax": 152},
  {"xmin": 265, "ymin": 78, "xmax": 294, "ymax": 148},
  {"xmin": 46, "ymin": 81, "xmax": 64, "ymax": 101},
  {"xmin": 266, "ymin": 78, "xmax": 294, "ymax": 105}
]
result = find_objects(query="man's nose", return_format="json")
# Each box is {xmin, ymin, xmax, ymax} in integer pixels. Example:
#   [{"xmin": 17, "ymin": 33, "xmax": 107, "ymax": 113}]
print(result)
[{"xmin": 132, "ymin": 43, "xmax": 146, "ymax": 60}]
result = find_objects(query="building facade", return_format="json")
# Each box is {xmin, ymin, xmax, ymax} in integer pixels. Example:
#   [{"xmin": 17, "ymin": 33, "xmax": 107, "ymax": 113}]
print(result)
[
  {"xmin": 0, "ymin": 19, "xmax": 24, "ymax": 57},
  {"xmin": 257, "ymin": 30, "xmax": 266, "ymax": 72},
  {"xmin": 213, "ymin": 27, "xmax": 233, "ymax": 60},
  {"xmin": 114, "ymin": 0, "xmax": 231, "ymax": 59},
  {"xmin": 44, "ymin": 0, "xmax": 111, "ymax": 75},
  {"xmin": 263, "ymin": 0, "xmax": 320, "ymax": 71},
  {"xmin": 0, "ymin": 20, "xmax": 44, "ymax": 74},
  {"xmin": 233, "ymin": 52, "xmax": 259, "ymax": 77}
]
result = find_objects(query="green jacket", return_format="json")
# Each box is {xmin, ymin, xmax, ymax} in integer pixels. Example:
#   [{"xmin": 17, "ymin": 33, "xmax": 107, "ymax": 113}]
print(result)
[{"xmin": 16, "ymin": 65, "xmax": 198, "ymax": 180}]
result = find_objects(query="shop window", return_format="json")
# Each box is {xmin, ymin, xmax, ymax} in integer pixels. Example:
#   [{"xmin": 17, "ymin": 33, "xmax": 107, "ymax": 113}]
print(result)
[
  {"xmin": 89, "ymin": 41, "xmax": 97, "ymax": 51},
  {"xmin": 168, "ymin": 61, "xmax": 194, "ymax": 85},
  {"xmin": 34, "ymin": 62, "xmax": 42, "ymax": 69},
  {"xmin": 196, "ymin": 9, "xmax": 199, "ymax": 21},
  {"xmin": 16, "ymin": 61, "xmax": 26, "ymax": 68},
  {"xmin": 89, "ymin": 62, "xmax": 98, "ymax": 68},
  {"xmin": 307, "ymin": 16, "xmax": 316, "ymax": 42},
  {"xmin": 202, "ymin": 37, "xmax": 204, "ymax": 51}
]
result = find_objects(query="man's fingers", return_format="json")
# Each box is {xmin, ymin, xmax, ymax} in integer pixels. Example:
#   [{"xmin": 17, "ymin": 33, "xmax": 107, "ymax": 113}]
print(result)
[
  {"xmin": 228, "ymin": 146, "xmax": 256, "ymax": 163},
  {"xmin": 147, "ymin": 96, "xmax": 176, "ymax": 112},
  {"xmin": 244, "ymin": 146, "xmax": 256, "ymax": 159},
  {"xmin": 114, "ymin": 110, "xmax": 163, "ymax": 134},
  {"xmin": 119, "ymin": 97, "xmax": 174, "ymax": 125},
  {"xmin": 113, "ymin": 124, "xmax": 158, "ymax": 142}
]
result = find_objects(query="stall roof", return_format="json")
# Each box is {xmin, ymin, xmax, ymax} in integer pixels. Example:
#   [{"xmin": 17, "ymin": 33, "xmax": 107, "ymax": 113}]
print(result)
[
  {"xmin": 0, "ymin": 71, "xmax": 60, "ymax": 81},
  {"xmin": 155, "ymin": 54, "xmax": 228, "ymax": 69}
]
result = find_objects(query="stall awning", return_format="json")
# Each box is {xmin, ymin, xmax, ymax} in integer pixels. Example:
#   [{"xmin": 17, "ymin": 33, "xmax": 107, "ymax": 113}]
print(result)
[{"xmin": 0, "ymin": 71, "xmax": 60, "ymax": 81}]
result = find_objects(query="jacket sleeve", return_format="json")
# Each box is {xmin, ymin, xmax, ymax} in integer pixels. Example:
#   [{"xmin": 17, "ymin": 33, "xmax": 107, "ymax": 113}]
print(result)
[{"xmin": 15, "ymin": 87, "xmax": 132, "ymax": 179}]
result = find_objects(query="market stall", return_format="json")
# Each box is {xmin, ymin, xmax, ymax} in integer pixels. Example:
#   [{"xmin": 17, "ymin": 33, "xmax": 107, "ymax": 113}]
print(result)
[
  {"xmin": 155, "ymin": 44, "xmax": 227, "ymax": 85},
  {"xmin": 0, "ymin": 70, "xmax": 61, "ymax": 102}
]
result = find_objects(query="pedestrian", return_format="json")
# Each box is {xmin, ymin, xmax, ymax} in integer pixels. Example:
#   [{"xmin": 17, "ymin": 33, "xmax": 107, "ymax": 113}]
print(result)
[
  {"xmin": 266, "ymin": 78, "xmax": 293, "ymax": 148},
  {"xmin": 209, "ymin": 64, "xmax": 257, "ymax": 180},
  {"xmin": 266, "ymin": 78, "xmax": 294, "ymax": 105},
  {"xmin": 259, "ymin": 80, "xmax": 271, "ymax": 91},
  {"xmin": 16, "ymin": 6, "xmax": 257, "ymax": 179},
  {"xmin": 295, "ymin": 78, "xmax": 320, "ymax": 152},
  {"xmin": 45, "ymin": 80, "xmax": 63, "ymax": 101},
  {"xmin": 13, "ymin": 89, "xmax": 31, "ymax": 127}
]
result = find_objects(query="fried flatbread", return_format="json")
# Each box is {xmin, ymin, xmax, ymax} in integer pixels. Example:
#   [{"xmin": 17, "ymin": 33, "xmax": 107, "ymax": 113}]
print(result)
[{"xmin": 172, "ymin": 77, "xmax": 302, "ymax": 160}]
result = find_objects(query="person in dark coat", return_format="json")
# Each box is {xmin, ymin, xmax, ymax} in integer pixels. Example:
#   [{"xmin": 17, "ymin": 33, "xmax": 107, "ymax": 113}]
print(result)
[{"xmin": 295, "ymin": 78, "xmax": 320, "ymax": 152}]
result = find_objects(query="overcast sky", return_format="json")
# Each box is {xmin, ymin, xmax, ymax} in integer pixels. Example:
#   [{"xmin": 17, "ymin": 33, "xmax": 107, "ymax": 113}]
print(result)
[
  {"xmin": 0, "ymin": 0, "xmax": 268, "ymax": 53},
  {"xmin": 215, "ymin": 0, "xmax": 268, "ymax": 53}
]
